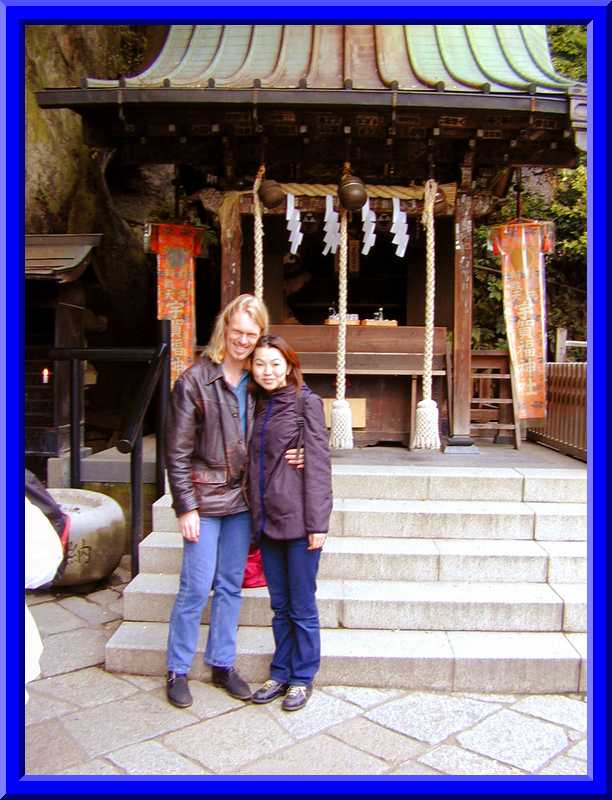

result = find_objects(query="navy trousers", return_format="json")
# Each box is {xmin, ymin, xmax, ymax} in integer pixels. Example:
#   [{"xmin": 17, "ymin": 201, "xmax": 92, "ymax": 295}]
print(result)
[{"xmin": 260, "ymin": 534, "xmax": 322, "ymax": 686}]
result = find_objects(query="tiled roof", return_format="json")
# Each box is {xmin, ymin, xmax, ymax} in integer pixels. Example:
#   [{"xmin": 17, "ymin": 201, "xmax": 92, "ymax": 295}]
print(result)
[
  {"xmin": 26, "ymin": 234, "xmax": 102, "ymax": 282},
  {"xmin": 86, "ymin": 25, "xmax": 578, "ymax": 95}
]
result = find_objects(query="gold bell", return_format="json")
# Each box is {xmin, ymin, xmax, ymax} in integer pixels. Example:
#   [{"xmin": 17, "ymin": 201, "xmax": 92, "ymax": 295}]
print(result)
[
  {"xmin": 258, "ymin": 179, "xmax": 285, "ymax": 209},
  {"xmin": 338, "ymin": 173, "xmax": 367, "ymax": 211}
]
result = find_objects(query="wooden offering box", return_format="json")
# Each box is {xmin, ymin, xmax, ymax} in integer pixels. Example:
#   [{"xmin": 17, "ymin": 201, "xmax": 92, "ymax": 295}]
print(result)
[{"xmin": 269, "ymin": 324, "xmax": 451, "ymax": 446}]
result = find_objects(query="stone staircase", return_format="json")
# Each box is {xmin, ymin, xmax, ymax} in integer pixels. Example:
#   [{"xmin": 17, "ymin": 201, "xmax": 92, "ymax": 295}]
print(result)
[{"xmin": 105, "ymin": 465, "xmax": 587, "ymax": 693}]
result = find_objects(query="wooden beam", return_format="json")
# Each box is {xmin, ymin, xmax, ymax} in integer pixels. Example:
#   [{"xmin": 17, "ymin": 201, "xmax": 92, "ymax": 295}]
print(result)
[
  {"xmin": 218, "ymin": 192, "xmax": 242, "ymax": 308},
  {"xmin": 446, "ymin": 189, "xmax": 477, "ymax": 450}
]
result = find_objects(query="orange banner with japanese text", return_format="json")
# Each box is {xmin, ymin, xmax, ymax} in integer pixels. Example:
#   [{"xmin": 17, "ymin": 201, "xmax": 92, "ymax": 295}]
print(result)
[
  {"xmin": 146, "ymin": 223, "xmax": 202, "ymax": 386},
  {"xmin": 487, "ymin": 221, "xmax": 554, "ymax": 420}
]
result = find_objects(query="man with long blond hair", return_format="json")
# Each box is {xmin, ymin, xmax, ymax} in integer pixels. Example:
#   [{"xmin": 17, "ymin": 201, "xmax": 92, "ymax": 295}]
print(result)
[{"xmin": 164, "ymin": 294, "xmax": 269, "ymax": 708}]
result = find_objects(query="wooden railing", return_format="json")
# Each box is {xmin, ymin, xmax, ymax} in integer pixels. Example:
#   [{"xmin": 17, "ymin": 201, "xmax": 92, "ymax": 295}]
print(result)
[{"xmin": 527, "ymin": 362, "xmax": 587, "ymax": 462}]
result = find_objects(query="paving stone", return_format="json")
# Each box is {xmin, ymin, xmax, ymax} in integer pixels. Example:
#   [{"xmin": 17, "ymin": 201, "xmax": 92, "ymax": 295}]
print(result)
[
  {"xmin": 39, "ymin": 628, "xmax": 110, "ymax": 677},
  {"xmin": 512, "ymin": 694, "xmax": 587, "ymax": 733},
  {"xmin": 108, "ymin": 741, "xmax": 211, "ymax": 775},
  {"xmin": 29, "ymin": 602, "xmax": 87, "ymax": 635},
  {"xmin": 26, "ymin": 591, "xmax": 59, "ymax": 606},
  {"xmin": 456, "ymin": 708, "xmax": 568, "ymax": 772},
  {"xmin": 567, "ymin": 729, "xmax": 582, "ymax": 742},
  {"xmin": 25, "ymin": 687, "xmax": 79, "ymax": 726},
  {"xmin": 539, "ymin": 755, "xmax": 588, "ymax": 775},
  {"xmin": 567, "ymin": 739, "xmax": 587, "ymax": 760},
  {"xmin": 163, "ymin": 704, "xmax": 294, "ymax": 773},
  {"xmin": 151, "ymin": 682, "xmax": 244, "ymax": 719},
  {"xmin": 389, "ymin": 760, "xmax": 442, "ymax": 774},
  {"xmin": 108, "ymin": 599, "xmax": 124, "ymax": 616},
  {"xmin": 60, "ymin": 692, "xmax": 199, "ymax": 758},
  {"xmin": 327, "ymin": 717, "xmax": 427, "ymax": 763},
  {"xmin": 418, "ymin": 744, "xmax": 524, "ymax": 775},
  {"xmin": 116, "ymin": 673, "xmax": 166, "ymax": 692},
  {"xmin": 459, "ymin": 692, "xmax": 520, "ymax": 704},
  {"xmin": 29, "ymin": 666, "xmax": 140, "ymax": 708},
  {"xmin": 103, "ymin": 619, "xmax": 123, "ymax": 635},
  {"xmin": 365, "ymin": 692, "xmax": 499, "ymax": 745},
  {"xmin": 264, "ymin": 688, "xmax": 360, "ymax": 740},
  {"xmin": 58, "ymin": 759, "xmax": 126, "ymax": 775},
  {"xmin": 322, "ymin": 685, "xmax": 405, "ymax": 709},
  {"xmin": 26, "ymin": 718, "xmax": 90, "ymax": 774},
  {"xmin": 86, "ymin": 588, "xmax": 123, "ymax": 606},
  {"xmin": 58, "ymin": 595, "xmax": 122, "ymax": 625},
  {"xmin": 236, "ymin": 733, "xmax": 388, "ymax": 775}
]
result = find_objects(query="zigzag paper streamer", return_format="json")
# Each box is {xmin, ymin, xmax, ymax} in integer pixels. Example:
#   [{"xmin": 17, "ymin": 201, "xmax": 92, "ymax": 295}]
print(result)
[
  {"xmin": 391, "ymin": 196, "xmax": 409, "ymax": 258},
  {"xmin": 285, "ymin": 193, "xmax": 303, "ymax": 255},
  {"xmin": 322, "ymin": 194, "xmax": 340, "ymax": 256},
  {"xmin": 361, "ymin": 199, "xmax": 376, "ymax": 255}
]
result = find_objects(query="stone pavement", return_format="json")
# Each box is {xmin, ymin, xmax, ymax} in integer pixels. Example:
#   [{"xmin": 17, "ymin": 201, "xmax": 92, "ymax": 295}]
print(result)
[{"xmin": 25, "ymin": 557, "xmax": 588, "ymax": 777}]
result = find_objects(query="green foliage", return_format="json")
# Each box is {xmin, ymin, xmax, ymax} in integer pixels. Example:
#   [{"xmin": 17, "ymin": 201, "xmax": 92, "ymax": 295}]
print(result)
[
  {"xmin": 105, "ymin": 26, "xmax": 149, "ymax": 79},
  {"xmin": 548, "ymin": 25, "xmax": 587, "ymax": 82},
  {"xmin": 472, "ymin": 26, "xmax": 587, "ymax": 357}
]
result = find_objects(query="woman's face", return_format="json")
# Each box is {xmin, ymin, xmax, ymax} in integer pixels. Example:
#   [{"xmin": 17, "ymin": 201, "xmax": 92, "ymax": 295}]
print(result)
[{"xmin": 252, "ymin": 346, "xmax": 290, "ymax": 392}]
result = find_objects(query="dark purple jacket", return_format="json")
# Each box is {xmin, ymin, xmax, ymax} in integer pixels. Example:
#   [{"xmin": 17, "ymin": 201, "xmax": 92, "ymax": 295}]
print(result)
[{"xmin": 248, "ymin": 384, "xmax": 332, "ymax": 541}]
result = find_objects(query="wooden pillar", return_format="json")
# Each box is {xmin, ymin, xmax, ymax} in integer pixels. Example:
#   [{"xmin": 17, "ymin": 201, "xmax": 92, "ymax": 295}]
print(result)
[
  {"xmin": 149, "ymin": 223, "xmax": 201, "ymax": 386},
  {"xmin": 445, "ymin": 190, "xmax": 477, "ymax": 451},
  {"xmin": 219, "ymin": 192, "xmax": 242, "ymax": 308}
]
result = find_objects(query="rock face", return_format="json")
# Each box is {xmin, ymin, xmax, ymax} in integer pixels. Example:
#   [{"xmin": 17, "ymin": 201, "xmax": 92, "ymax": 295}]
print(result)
[{"xmin": 26, "ymin": 25, "xmax": 171, "ymax": 342}]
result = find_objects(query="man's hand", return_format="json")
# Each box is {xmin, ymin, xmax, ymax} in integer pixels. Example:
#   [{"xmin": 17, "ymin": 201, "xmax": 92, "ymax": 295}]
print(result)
[
  {"xmin": 284, "ymin": 447, "xmax": 305, "ymax": 469},
  {"xmin": 179, "ymin": 510, "xmax": 201, "ymax": 542},
  {"xmin": 307, "ymin": 533, "xmax": 326, "ymax": 550}
]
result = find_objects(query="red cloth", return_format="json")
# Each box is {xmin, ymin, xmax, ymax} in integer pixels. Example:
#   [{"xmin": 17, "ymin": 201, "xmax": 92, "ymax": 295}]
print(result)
[{"xmin": 242, "ymin": 548, "xmax": 267, "ymax": 588}]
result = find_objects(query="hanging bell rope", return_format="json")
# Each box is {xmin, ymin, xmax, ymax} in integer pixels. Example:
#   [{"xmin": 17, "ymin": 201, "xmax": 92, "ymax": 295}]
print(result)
[
  {"xmin": 412, "ymin": 178, "xmax": 441, "ymax": 450},
  {"xmin": 330, "ymin": 208, "xmax": 353, "ymax": 449},
  {"xmin": 252, "ymin": 165, "xmax": 266, "ymax": 300}
]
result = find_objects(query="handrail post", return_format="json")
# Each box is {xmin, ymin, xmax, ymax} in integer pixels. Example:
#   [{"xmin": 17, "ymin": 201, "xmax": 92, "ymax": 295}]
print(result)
[
  {"xmin": 555, "ymin": 327, "xmax": 567, "ymax": 362},
  {"xmin": 156, "ymin": 319, "xmax": 171, "ymax": 499},
  {"xmin": 130, "ymin": 433, "xmax": 143, "ymax": 578},
  {"xmin": 70, "ymin": 357, "xmax": 82, "ymax": 488}
]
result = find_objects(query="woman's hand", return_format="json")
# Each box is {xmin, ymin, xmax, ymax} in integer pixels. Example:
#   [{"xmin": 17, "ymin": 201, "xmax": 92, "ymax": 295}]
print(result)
[
  {"xmin": 307, "ymin": 533, "xmax": 327, "ymax": 550},
  {"xmin": 284, "ymin": 447, "xmax": 305, "ymax": 469},
  {"xmin": 179, "ymin": 510, "xmax": 201, "ymax": 542}
]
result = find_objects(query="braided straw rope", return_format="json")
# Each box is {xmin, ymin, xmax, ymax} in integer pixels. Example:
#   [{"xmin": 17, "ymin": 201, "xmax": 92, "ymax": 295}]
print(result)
[
  {"xmin": 277, "ymin": 183, "xmax": 454, "ymax": 206},
  {"xmin": 412, "ymin": 178, "xmax": 441, "ymax": 450},
  {"xmin": 252, "ymin": 166, "xmax": 266, "ymax": 300},
  {"xmin": 421, "ymin": 179, "xmax": 437, "ymax": 402},
  {"xmin": 329, "ymin": 209, "xmax": 353, "ymax": 449}
]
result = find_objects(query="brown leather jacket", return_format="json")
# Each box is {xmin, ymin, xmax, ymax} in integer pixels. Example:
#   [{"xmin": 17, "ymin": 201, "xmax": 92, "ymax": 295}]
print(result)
[{"xmin": 165, "ymin": 356, "xmax": 254, "ymax": 517}]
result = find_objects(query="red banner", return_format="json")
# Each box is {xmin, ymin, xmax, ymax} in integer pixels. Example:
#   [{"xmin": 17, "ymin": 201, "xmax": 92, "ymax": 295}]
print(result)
[
  {"xmin": 148, "ymin": 224, "xmax": 202, "ymax": 386},
  {"xmin": 487, "ymin": 221, "xmax": 554, "ymax": 420}
]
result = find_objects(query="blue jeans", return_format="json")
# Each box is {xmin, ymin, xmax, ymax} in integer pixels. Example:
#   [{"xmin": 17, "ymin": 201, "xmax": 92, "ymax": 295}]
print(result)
[
  {"xmin": 167, "ymin": 511, "xmax": 251, "ymax": 674},
  {"xmin": 260, "ymin": 534, "xmax": 322, "ymax": 686}
]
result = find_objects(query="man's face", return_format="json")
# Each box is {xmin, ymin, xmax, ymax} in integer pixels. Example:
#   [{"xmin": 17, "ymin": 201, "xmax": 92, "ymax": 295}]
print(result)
[{"xmin": 224, "ymin": 310, "xmax": 261, "ymax": 363}]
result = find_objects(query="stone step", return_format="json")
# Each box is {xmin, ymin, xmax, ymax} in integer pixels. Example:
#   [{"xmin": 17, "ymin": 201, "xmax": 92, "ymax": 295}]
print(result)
[
  {"xmin": 105, "ymin": 622, "xmax": 586, "ymax": 693},
  {"xmin": 123, "ymin": 574, "xmax": 586, "ymax": 633},
  {"xmin": 331, "ymin": 465, "xmax": 586, "ymax": 503},
  {"xmin": 152, "ymin": 496, "xmax": 586, "ymax": 541},
  {"xmin": 139, "ymin": 532, "xmax": 586, "ymax": 584}
]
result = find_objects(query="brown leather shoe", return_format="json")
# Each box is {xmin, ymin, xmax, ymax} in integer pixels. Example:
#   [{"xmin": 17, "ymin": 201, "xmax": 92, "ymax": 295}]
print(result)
[
  {"xmin": 211, "ymin": 666, "xmax": 252, "ymax": 701},
  {"xmin": 166, "ymin": 671, "xmax": 192, "ymax": 708}
]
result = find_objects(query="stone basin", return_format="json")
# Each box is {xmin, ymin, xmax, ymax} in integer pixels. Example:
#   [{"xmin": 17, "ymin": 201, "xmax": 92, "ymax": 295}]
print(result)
[{"xmin": 48, "ymin": 488, "xmax": 126, "ymax": 587}]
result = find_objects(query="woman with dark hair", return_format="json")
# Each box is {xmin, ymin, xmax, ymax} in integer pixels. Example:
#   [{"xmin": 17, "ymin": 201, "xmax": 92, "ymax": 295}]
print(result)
[{"xmin": 248, "ymin": 334, "xmax": 332, "ymax": 711}]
